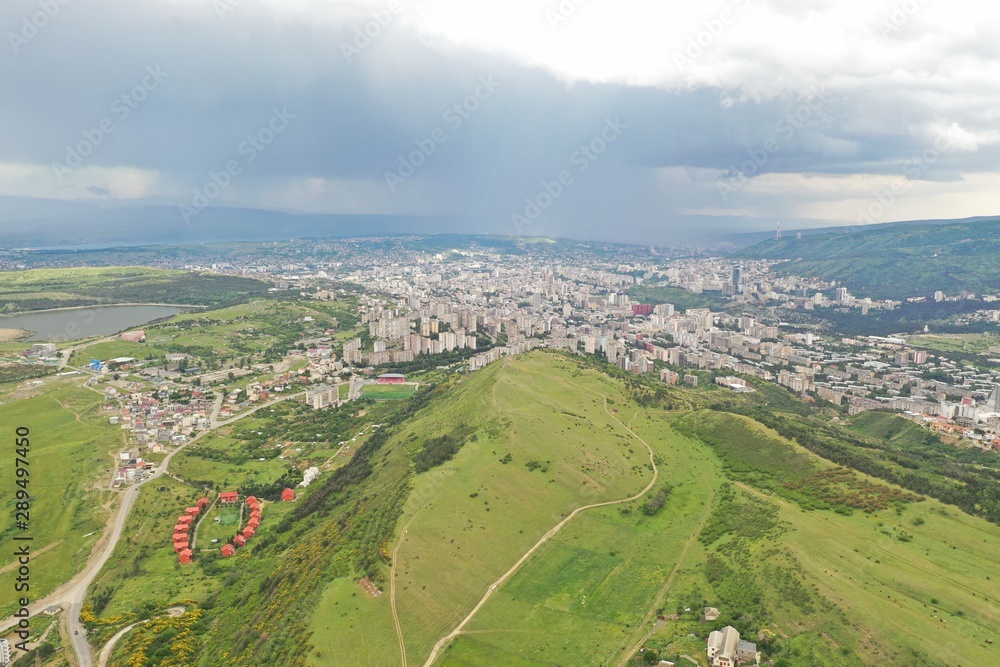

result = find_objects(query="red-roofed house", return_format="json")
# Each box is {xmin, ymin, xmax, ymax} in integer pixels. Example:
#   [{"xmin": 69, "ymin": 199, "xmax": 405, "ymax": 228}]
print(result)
[
  {"xmin": 185, "ymin": 506, "xmax": 200, "ymax": 517},
  {"xmin": 221, "ymin": 544, "xmax": 235, "ymax": 557},
  {"xmin": 179, "ymin": 548, "xmax": 193, "ymax": 564},
  {"xmin": 220, "ymin": 491, "xmax": 239, "ymax": 503},
  {"xmin": 281, "ymin": 488, "xmax": 295, "ymax": 502},
  {"xmin": 197, "ymin": 497, "xmax": 210, "ymax": 509},
  {"xmin": 178, "ymin": 515, "xmax": 193, "ymax": 524},
  {"xmin": 234, "ymin": 534, "xmax": 246, "ymax": 547},
  {"xmin": 174, "ymin": 523, "xmax": 189, "ymax": 534},
  {"xmin": 174, "ymin": 541, "xmax": 189, "ymax": 553},
  {"xmin": 243, "ymin": 526, "xmax": 256, "ymax": 539},
  {"xmin": 245, "ymin": 496, "xmax": 258, "ymax": 505}
]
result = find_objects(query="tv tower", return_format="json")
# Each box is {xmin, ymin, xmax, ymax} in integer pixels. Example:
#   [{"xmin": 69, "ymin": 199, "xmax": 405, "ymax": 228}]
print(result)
[{"xmin": 775, "ymin": 219, "xmax": 782, "ymax": 240}]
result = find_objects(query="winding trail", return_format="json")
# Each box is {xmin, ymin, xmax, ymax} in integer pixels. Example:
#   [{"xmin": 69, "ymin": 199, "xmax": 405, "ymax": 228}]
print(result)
[
  {"xmin": 420, "ymin": 382, "xmax": 660, "ymax": 667},
  {"xmin": 390, "ymin": 510, "xmax": 425, "ymax": 667}
]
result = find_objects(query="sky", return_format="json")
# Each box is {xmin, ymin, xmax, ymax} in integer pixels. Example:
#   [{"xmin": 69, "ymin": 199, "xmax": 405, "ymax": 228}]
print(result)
[{"xmin": 1, "ymin": 0, "xmax": 998, "ymax": 244}]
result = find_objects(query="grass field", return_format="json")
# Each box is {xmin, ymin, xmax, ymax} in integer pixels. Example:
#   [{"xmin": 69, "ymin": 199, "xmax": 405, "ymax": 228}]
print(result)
[
  {"xmin": 306, "ymin": 351, "xmax": 1000, "ymax": 667},
  {"xmin": 0, "ymin": 380, "xmax": 120, "ymax": 618},
  {"xmin": 197, "ymin": 503, "xmax": 243, "ymax": 546},
  {"xmin": 310, "ymin": 354, "xmax": 672, "ymax": 665},
  {"xmin": 361, "ymin": 383, "xmax": 418, "ymax": 400},
  {"xmin": 173, "ymin": 432, "xmax": 292, "ymax": 490},
  {"xmin": 645, "ymin": 410, "xmax": 1000, "ymax": 667},
  {"xmin": 62, "ymin": 297, "xmax": 362, "ymax": 382},
  {"xmin": 907, "ymin": 332, "xmax": 1000, "ymax": 354},
  {"xmin": 393, "ymin": 355, "xmax": 662, "ymax": 664},
  {"xmin": 443, "ymin": 408, "xmax": 721, "ymax": 666}
]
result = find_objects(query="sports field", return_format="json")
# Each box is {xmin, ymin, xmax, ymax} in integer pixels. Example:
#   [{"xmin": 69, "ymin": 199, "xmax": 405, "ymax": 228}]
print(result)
[{"xmin": 362, "ymin": 383, "xmax": 419, "ymax": 400}]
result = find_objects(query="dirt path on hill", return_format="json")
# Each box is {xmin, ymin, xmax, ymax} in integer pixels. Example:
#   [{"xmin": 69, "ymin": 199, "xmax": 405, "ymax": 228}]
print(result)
[
  {"xmin": 390, "ymin": 509, "xmax": 425, "ymax": 667},
  {"xmin": 420, "ymin": 381, "xmax": 660, "ymax": 667}
]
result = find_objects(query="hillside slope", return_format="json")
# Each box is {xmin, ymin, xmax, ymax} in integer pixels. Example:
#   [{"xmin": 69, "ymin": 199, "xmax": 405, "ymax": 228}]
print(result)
[
  {"xmin": 733, "ymin": 218, "xmax": 1000, "ymax": 299},
  {"xmin": 85, "ymin": 351, "xmax": 1000, "ymax": 667}
]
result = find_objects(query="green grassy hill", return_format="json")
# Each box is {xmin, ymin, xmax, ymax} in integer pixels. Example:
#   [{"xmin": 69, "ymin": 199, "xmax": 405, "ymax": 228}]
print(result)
[
  {"xmin": 733, "ymin": 218, "xmax": 1000, "ymax": 299},
  {"xmin": 0, "ymin": 381, "xmax": 119, "ymax": 618},
  {"xmin": 75, "ymin": 351, "xmax": 1000, "ymax": 667}
]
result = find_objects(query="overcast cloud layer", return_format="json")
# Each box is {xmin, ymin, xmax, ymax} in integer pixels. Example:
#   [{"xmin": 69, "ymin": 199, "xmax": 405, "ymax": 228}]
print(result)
[{"xmin": 1, "ymin": 0, "xmax": 998, "ymax": 244}]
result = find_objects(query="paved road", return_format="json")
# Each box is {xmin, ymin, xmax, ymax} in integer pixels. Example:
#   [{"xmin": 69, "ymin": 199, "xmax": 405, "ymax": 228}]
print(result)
[{"xmin": 0, "ymin": 388, "xmax": 302, "ymax": 666}]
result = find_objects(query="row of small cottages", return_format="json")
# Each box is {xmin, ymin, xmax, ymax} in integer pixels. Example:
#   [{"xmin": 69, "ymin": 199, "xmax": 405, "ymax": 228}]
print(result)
[{"xmin": 173, "ymin": 490, "xmax": 294, "ymax": 563}]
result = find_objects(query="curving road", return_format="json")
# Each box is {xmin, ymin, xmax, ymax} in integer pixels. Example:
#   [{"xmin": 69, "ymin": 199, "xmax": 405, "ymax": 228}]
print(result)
[{"xmin": 0, "ymin": 387, "xmax": 302, "ymax": 666}]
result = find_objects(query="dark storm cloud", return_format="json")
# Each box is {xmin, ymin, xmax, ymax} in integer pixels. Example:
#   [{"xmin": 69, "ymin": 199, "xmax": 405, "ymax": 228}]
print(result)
[{"xmin": 0, "ymin": 0, "xmax": 995, "ymax": 243}]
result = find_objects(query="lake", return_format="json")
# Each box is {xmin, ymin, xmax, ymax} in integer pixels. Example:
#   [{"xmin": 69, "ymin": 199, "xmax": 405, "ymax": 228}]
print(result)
[{"xmin": 0, "ymin": 305, "xmax": 191, "ymax": 342}]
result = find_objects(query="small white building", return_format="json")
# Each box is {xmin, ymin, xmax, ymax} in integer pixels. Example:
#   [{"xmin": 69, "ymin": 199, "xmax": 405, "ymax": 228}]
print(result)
[{"xmin": 299, "ymin": 466, "xmax": 320, "ymax": 488}]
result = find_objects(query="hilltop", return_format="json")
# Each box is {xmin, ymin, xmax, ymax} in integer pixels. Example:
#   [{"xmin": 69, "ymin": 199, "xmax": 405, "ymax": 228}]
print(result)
[{"xmin": 733, "ymin": 218, "xmax": 1000, "ymax": 299}]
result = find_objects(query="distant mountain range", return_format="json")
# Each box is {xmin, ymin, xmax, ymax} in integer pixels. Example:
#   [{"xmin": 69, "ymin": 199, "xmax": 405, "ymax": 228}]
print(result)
[
  {"xmin": 720, "ymin": 215, "xmax": 1000, "ymax": 248},
  {"xmin": 733, "ymin": 216, "xmax": 1000, "ymax": 299},
  {"xmin": 0, "ymin": 196, "xmax": 463, "ymax": 248},
  {"xmin": 1, "ymin": 195, "xmax": 997, "ymax": 270}
]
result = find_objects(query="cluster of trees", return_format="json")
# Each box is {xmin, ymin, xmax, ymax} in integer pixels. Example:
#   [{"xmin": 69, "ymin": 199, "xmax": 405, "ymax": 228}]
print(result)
[
  {"xmin": 239, "ymin": 474, "xmax": 299, "ymax": 501},
  {"xmin": 730, "ymin": 407, "xmax": 1000, "ymax": 524},
  {"xmin": 413, "ymin": 431, "xmax": 468, "ymax": 473},
  {"xmin": 0, "ymin": 363, "xmax": 55, "ymax": 384},
  {"xmin": 288, "ymin": 384, "xmax": 438, "ymax": 525},
  {"xmin": 641, "ymin": 484, "xmax": 673, "ymax": 516},
  {"xmin": 374, "ymin": 346, "xmax": 484, "ymax": 375}
]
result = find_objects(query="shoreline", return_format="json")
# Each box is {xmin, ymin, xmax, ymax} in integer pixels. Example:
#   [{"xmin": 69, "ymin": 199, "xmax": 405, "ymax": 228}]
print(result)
[
  {"xmin": 0, "ymin": 302, "xmax": 206, "ymax": 318},
  {"xmin": 0, "ymin": 328, "xmax": 32, "ymax": 342}
]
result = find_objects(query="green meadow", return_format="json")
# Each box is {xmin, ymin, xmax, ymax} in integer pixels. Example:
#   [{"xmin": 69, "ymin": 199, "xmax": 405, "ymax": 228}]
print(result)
[
  {"xmin": 907, "ymin": 332, "xmax": 999, "ymax": 354},
  {"xmin": 0, "ymin": 380, "xmax": 120, "ymax": 618},
  {"xmin": 361, "ymin": 383, "xmax": 418, "ymax": 400},
  {"xmin": 306, "ymin": 352, "xmax": 1000, "ymax": 667}
]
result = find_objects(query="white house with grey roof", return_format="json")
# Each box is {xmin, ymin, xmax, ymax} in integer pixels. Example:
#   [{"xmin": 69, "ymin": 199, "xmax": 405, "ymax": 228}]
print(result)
[{"xmin": 707, "ymin": 626, "xmax": 760, "ymax": 667}]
